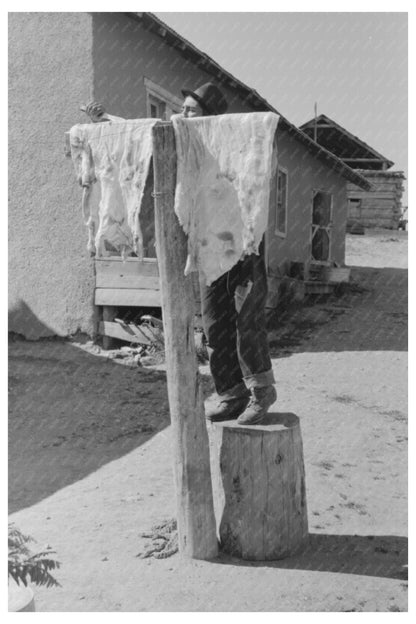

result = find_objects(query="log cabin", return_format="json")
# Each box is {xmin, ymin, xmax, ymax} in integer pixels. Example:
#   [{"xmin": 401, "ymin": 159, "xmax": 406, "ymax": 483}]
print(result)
[{"xmin": 300, "ymin": 114, "xmax": 406, "ymax": 230}]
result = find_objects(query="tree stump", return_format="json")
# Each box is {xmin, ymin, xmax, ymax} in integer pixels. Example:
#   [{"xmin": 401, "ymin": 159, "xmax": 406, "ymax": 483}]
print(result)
[{"xmin": 208, "ymin": 412, "xmax": 308, "ymax": 560}]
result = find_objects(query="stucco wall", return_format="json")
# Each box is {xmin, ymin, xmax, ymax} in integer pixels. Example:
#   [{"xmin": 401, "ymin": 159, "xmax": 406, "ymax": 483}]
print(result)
[
  {"xmin": 9, "ymin": 12, "xmax": 96, "ymax": 338},
  {"xmin": 92, "ymin": 13, "xmax": 255, "ymax": 119},
  {"xmin": 266, "ymin": 126, "xmax": 348, "ymax": 274}
]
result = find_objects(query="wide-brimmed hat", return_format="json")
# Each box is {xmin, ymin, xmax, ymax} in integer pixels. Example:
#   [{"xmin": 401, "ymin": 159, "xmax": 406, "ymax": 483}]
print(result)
[{"xmin": 181, "ymin": 82, "xmax": 228, "ymax": 115}]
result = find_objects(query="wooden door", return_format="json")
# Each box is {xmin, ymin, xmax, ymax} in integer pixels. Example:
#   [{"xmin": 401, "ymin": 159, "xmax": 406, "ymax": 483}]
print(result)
[{"xmin": 311, "ymin": 190, "xmax": 332, "ymax": 262}]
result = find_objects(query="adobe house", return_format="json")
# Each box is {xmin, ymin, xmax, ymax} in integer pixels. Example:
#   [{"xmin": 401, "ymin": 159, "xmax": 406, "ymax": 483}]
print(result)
[
  {"xmin": 300, "ymin": 114, "xmax": 406, "ymax": 230},
  {"xmin": 9, "ymin": 12, "xmax": 370, "ymax": 340}
]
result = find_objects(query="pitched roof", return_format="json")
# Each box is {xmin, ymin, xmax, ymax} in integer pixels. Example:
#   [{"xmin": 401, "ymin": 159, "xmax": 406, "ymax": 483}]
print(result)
[
  {"xmin": 300, "ymin": 114, "xmax": 394, "ymax": 170},
  {"xmin": 126, "ymin": 13, "xmax": 371, "ymax": 191}
]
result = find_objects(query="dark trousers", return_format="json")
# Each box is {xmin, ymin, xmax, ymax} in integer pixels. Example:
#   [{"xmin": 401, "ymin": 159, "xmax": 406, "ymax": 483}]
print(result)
[{"xmin": 200, "ymin": 245, "xmax": 275, "ymax": 398}]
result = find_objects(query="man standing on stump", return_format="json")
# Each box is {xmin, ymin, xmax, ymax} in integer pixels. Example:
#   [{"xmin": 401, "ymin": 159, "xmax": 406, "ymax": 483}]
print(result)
[
  {"xmin": 83, "ymin": 82, "xmax": 276, "ymax": 425},
  {"xmin": 180, "ymin": 83, "xmax": 276, "ymax": 425}
]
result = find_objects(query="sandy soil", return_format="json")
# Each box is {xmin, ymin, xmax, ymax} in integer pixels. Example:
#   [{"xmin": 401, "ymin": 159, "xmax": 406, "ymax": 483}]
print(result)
[{"xmin": 8, "ymin": 229, "xmax": 408, "ymax": 612}]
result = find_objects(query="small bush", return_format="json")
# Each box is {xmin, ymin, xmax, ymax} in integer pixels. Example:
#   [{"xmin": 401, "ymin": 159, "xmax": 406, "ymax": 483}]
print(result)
[{"xmin": 8, "ymin": 523, "xmax": 61, "ymax": 588}]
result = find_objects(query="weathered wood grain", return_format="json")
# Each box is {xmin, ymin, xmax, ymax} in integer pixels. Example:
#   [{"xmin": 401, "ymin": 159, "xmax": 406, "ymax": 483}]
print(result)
[
  {"xmin": 152, "ymin": 122, "xmax": 218, "ymax": 560},
  {"xmin": 96, "ymin": 273, "xmax": 160, "ymax": 290},
  {"xmin": 98, "ymin": 321, "xmax": 154, "ymax": 345},
  {"xmin": 95, "ymin": 288, "xmax": 161, "ymax": 307},
  {"xmin": 95, "ymin": 257, "xmax": 159, "ymax": 282},
  {"xmin": 208, "ymin": 412, "xmax": 308, "ymax": 560},
  {"xmin": 102, "ymin": 305, "xmax": 118, "ymax": 351}
]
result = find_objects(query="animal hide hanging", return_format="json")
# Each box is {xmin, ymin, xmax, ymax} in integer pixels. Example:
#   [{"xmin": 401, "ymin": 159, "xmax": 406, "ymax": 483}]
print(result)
[
  {"xmin": 69, "ymin": 113, "xmax": 278, "ymax": 279},
  {"xmin": 69, "ymin": 119, "xmax": 156, "ymax": 259},
  {"xmin": 171, "ymin": 112, "xmax": 279, "ymax": 285}
]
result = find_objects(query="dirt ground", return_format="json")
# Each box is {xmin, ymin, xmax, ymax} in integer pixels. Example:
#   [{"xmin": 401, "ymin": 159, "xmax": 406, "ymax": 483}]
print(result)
[{"xmin": 8, "ymin": 228, "xmax": 408, "ymax": 612}]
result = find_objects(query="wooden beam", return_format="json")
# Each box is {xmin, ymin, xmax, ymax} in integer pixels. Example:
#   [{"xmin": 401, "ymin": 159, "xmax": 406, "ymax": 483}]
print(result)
[
  {"xmin": 95, "ymin": 288, "xmax": 161, "ymax": 307},
  {"xmin": 343, "ymin": 158, "xmax": 385, "ymax": 162},
  {"xmin": 95, "ymin": 257, "xmax": 160, "ymax": 289},
  {"xmin": 98, "ymin": 320, "xmax": 164, "ymax": 346},
  {"xmin": 96, "ymin": 273, "xmax": 160, "ymax": 290},
  {"xmin": 102, "ymin": 305, "xmax": 117, "ymax": 350},
  {"xmin": 304, "ymin": 281, "xmax": 334, "ymax": 295},
  {"xmin": 95, "ymin": 256, "xmax": 158, "ymax": 268},
  {"xmin": 152, "ymin": 122, "xmax": 218, "ymax": 560}
]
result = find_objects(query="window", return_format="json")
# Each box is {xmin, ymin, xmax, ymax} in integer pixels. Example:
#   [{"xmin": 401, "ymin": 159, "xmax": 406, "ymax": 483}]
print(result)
[
  {"xmin": 274, "ymin": 167, "xmax": 288, "ymax": 237},
  {"xmin": 348, "ymin": 198, "xmax": 362, "ymax": 220},
  {"xmin": 144, "ymin": 78, "xmax": 182, "ymax": 120},
  {"xmin": 149, "ymin": 96, "xmax": 166, "ymax": 120}
]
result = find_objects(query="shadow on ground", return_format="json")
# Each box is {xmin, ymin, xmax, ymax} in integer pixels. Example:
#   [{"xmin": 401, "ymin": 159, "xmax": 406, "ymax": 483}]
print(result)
[
  {"xmin": 9, "ymin": 264, "xmax": 407, "ymax": 513},
  {"xmin": 218, "ymin": 533, "xmax": 408, "ymax": 581},
  {"xmin": 268, "ymin": 267, "xmax": 407, "ymax": 356},
  {"xmin": 8, "ymin": 339, "xmax": 171, "ymax": 513}
]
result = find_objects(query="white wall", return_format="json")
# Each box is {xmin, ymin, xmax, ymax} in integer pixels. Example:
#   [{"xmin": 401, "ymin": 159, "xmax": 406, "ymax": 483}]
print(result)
[{"xmin": 9, "ymin": 12, "xmax": 96, "ymax": 338}]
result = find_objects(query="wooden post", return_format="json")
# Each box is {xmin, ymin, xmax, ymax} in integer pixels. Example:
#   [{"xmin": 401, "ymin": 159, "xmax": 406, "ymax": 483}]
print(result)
[
  {"xmin": 152, "ymin": 121, "xmax": 218, "ymax": 560},
  {"xmin": 102, "ymin": 305, "xmax": 118, "ymax": 350},
  {"xmin": 208, "ymin": 412, "xmax": 308, "ymax": 560}
]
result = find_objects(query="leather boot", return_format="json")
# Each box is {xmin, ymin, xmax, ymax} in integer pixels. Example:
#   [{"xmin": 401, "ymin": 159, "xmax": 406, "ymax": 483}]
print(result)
[
  {"xmin": 237, "ymin": 385, "xmax": 277, "ymax": 425},
  {"xmin": 205, "ymin": 395, "xmax": 250, "ymax": 422}
]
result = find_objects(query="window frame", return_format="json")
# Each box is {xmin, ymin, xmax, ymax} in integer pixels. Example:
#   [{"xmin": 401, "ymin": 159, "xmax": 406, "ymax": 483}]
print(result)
[
  {"xmin": 275, "ymin": 166, "xmax": 288, "ymax": 238},
  {"xmin": 144, "ymin": 77, "xmax": 182, "ymax": 120}
]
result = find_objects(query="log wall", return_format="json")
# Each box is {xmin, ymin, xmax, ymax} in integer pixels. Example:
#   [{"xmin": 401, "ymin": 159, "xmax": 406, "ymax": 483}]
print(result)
[{"xmin": 347, "ymin": 171, "xmax": 406, "ymax": 229}]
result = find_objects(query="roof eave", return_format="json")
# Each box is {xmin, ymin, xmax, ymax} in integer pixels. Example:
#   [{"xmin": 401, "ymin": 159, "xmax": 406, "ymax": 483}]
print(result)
[
  {"xmin": 127, "ymin": 12, "xmax": 278, "ymax": 113},
  {"xmin": 280, "ymin": 119, "xmax": 372, "ymax": 190},
  {"xmin": 127, "ymin": 13, "xmax": 371, "ymax": 191},
  {"xmin": 300, "ymin": 114, "xmax": 394, "ymax": 168}
]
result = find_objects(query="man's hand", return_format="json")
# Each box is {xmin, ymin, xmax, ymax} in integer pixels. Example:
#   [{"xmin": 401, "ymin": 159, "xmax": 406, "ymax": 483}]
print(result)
[{"xmin": 81, "ymin": 101, "xmax": 107, "ymax": 123}]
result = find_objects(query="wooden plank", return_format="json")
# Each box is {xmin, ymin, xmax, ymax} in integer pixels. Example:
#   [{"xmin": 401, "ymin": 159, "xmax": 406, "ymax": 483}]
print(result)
[
  {"xmin": 322, "ymin": 267, "xmax": 351, "ymax": 283},
  {"xmin": 304, "ymin": 281, "xmax": 334, "ymax": 295},
  {"xmin": 343, "ymin": 158, "xmax": 386, "ymax": 162},
  {"xmin": 102, "ymin": 305, "xmax": 118, "ymax": 350},
  {"xmin": 152, "ymin": 121, "xmax": 218, "ymax": 560},
  {"xmin": 348, "ymin": 193, "xmax": 398, "ymax": 200},
  {"xmin": 96, "ymin": 272, "xmax": 160, "ymax": 290},
  {"xmin": 95, "ymin": 288, "xmax": 161, "ymax": 307},
  {"xmin": 99, "ymin": 321, "xmax": 152, "ymax": 344},
  {"xmin": 95, "ymin": 256, "xmax": 159, "ymax": 269},
  {"xmin": 95, "ymin": 257, "xmax": 159, "ymax": 283}
]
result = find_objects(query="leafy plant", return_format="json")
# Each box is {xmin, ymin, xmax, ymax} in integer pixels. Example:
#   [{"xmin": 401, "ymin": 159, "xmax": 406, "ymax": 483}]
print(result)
[{"xmin": 8, "ymin": 523, "xmax": 61, "ymax": 588}]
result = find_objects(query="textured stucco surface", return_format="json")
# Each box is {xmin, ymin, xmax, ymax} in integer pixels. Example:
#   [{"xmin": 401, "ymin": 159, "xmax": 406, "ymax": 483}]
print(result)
[
  {"xmin": 9, "ymin": 12, "xmax": 95, "ymax": 338},
  {"xmin": 266, "ymin": 126, "xmax": 347, "ymax": 274}
]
